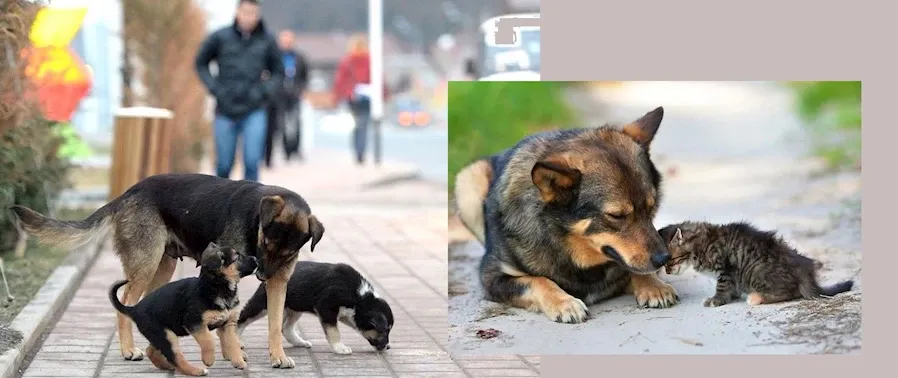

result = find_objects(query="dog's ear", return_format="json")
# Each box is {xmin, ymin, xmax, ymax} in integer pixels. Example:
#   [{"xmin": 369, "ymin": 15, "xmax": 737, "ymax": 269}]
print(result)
[
  {"xmin": 307, "ymin": 215, "xmax": 325, "ymax": 252},
  {"xmin": 622, "ymin": 106, "xmax": 664, "ymax": 149},
  {"xmin": 674, "ymin": 227, "xmax": 683, "ymax": 244},
  {"xmin": 531, "ymin": 160, "xmax": 582, "ymax": 206},
  {"xmin": 259, "ymin": 195, "xmax": 286, "ymax": 229},
  {"xmin": 201, "ymin": 245, "xmax": 223, "ymax": 272}
]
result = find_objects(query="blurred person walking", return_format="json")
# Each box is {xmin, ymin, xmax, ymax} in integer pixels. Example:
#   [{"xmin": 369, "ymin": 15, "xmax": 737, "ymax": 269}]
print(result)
[
  {"xmin": 195, "ymin": 0, "xmax": 284, "ymax": 181},
  {"xmin": 264, "ymin": 29, "xmax": 310, "ymax": 168},
  {"xmin": 332, "ymin": 34, "xmax": 388, "ymax": 165}
]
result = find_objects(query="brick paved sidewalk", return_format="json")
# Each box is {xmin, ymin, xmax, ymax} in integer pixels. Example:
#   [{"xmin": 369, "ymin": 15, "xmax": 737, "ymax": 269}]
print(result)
[{"xmin": 19, "ymin": 150, "xmax": 538, "ymax": 378}]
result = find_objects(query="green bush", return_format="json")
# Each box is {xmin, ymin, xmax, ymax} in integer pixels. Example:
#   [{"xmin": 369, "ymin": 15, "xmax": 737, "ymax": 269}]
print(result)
[
  {"xmin": 0, "ymin": 117, "xmax": 72, "ymax": 251},
  {"xmin": 447, "ymin": 81, "xmax": 578, "ymax": 193},
  {"xmin": 786, "ymin": 81, "xmax": 861, "ymax": 170}
]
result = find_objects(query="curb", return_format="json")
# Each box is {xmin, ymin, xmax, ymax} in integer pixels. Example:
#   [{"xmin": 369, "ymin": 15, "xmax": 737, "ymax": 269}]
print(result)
[{"xmin": 0, "ymin": 236, "xmax": 107, "ymax": 378}]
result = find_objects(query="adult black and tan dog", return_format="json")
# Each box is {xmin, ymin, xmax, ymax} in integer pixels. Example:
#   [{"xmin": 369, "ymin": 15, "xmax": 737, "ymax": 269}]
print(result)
[
  {"xmin": 11, "ymin": 173, "xmax": 324, "ymax": 369},
  {"xmin": 453, "ymin": 107, "xmax": 679, "ymax": 324},
  {"xmin": 108, "ymin": 243, "xmax": 257, "ymax": 376}
]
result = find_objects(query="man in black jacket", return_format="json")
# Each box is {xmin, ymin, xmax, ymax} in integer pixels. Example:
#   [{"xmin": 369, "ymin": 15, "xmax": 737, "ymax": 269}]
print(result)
[
  {"xmin": 264, "ymin": 29, "xmax": 310, "ymax": 168},
  {"xmin": 195, "ymin": 0, "xmax": 284, "ymax": 182}
]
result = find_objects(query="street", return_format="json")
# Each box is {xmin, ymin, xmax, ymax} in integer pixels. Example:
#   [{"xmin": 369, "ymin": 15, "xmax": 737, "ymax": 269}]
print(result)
[{"xmin": 301, "ymin": 104, "xmax": 449, "ymax": 186}]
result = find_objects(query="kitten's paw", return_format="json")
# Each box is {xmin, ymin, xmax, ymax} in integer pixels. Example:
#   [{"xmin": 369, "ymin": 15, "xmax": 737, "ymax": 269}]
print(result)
[
  {"xmin": 746, "ymin": 292, "xmax": 765, "ymax": 306},
  {"xmin": 633, "ymin": 280, "xmax": 680, "ymax": 308},
  {"xmin": 703, "ymin": 297, "xmax": 728, "ymax": 307},
  {"xmin": 539, "ymin": 293, "xmax": 589, "ymax": 324},
  {"xmin": 331, "ymin": 343, "xmax": 353, "ymax": 355}
]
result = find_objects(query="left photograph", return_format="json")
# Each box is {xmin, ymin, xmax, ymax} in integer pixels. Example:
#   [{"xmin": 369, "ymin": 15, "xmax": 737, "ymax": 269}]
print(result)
[{"xmin": 0, "ymin": 0, "xmax": 468, "ymax": 377}]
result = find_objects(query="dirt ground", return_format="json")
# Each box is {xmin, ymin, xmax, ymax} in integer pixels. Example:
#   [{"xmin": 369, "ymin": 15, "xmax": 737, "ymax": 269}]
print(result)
[{"xmin": 447, "ymin": 82, "xmax": 862, "ymax": 355}]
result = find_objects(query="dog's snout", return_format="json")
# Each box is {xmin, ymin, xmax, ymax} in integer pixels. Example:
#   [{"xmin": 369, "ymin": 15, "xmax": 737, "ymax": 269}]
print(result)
[{"xmin": 651, "ymin": 252, "xmax": 671, "ymax": 268}]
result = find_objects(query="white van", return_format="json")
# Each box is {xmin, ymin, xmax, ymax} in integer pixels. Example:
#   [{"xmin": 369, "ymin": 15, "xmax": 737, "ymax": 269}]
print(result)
[{"xmin": 464, "ymin": 13, "xmax": 540, "ymax": 81}]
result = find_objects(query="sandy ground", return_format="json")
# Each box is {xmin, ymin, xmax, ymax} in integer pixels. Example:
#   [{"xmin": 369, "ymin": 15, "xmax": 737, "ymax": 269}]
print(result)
[{"xmin": 447, "ymin": 82, "xmax": 862, "ymax": 355}]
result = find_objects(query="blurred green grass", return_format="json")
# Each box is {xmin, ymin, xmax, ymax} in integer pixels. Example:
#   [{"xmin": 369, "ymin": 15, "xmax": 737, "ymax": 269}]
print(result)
[
  {"xmin": 785, "ymin": 81, "xmax": 861, "ymax": 170},
  {"xmin": 447, "ymin": 81, "xmax": 579, "ymax": 194}
]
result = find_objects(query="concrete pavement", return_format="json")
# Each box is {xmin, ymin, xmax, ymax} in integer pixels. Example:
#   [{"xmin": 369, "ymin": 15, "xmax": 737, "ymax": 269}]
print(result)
[
  {"xmin": 19, "ymin": 149, "xmax": 540, "ymax": 377},
  {"xmin": 448, "ymin": 81, "xmax": 862, "ymax": 355}
]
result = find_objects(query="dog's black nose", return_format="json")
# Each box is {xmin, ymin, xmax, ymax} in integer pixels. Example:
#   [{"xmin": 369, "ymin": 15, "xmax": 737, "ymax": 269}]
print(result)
[{"xmin": 651, "ymin": 252, "xmax": 671, "ymax": 268}]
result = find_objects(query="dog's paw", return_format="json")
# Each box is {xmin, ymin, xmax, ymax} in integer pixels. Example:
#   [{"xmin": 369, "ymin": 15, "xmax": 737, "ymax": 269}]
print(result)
[
  {"xmin": 331, "ymin": 343, "xmax": 353, "ymax": 355},
  {"xmin": 198, "ymin": 368, "xmax": 208, "ymax": 376},
  {"xmin": 633, "ymin": 280, "xmax": 679, "ymax": 308},
  {"xmin": 122, "ymin": 346, "xmax": 145, "ymax": 361},
  {"xmin": 288, "ymin": 338, "xmax": 313, "ymax": 348},
  {"xmin": 284, "ymin": 330, "xmax": 313, "ymax": 348},
  {"xmin": 201, "ymin": 349, "xmax": 215, "ymax": 367},
  {"xmin": 146, "ymin": 347, "xmax": 174, "ymax": 371},
  {"xmin": 703, "ymin": 297, "xmax": 728, "ymax": 307},
  {"xmin": 541, "ymin": 294, "xmax": 589, "ymax": 324},
  {"xmin": 269, "ymin": 350, "xmax": 295, "ymax": 369},
  {"xmin": 230, "ymin": 357, "xmax": 247, "ymax": 370}
]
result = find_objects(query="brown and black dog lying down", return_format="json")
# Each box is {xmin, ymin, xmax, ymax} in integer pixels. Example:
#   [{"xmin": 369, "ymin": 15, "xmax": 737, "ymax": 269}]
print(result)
[
  {"xmin": 454, "ymin": 107, "xmax": 679, "ymax": 324},
  {"xmin": 11, "ymin": 173, "xmax": 324, "ymax": 369}
]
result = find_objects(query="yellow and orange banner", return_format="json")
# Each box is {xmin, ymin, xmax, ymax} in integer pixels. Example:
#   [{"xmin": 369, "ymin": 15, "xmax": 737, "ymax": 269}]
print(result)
[{"xmin": 23, "ymin": 7, "xmax": 92, "ymax": 122}]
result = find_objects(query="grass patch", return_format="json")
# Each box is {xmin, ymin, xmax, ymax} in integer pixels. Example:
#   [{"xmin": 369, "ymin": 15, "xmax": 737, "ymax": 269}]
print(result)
[
  {"xmin": 447, "ymin": 81, "xmax": 578, "ymax": 194},
  {"xmin": 785, "ymin": 81, "xmax": 861, "ymax": 170},
  {"xmin": 67, "ymin": 165, "xmax": 110, "ymax": 190},
  {"xmin": 0, "ymin": 207, "xmax": 97, "ymax": 327}
]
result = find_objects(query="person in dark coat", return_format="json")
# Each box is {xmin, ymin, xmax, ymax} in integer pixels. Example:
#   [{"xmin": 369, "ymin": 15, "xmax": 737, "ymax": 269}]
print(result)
[
  {"xmin": 264, "ymin": 29, "xmax": 310, "ymax": 168},
  {"xmin": 194, "ymin": 0, "xmax": 284, "ymax": 182}
]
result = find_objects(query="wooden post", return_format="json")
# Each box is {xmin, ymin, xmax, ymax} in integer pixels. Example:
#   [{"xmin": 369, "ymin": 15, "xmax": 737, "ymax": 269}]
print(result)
[{"xmin": 108, "ymin": 107, "xmax": 175, "ymax": 201}]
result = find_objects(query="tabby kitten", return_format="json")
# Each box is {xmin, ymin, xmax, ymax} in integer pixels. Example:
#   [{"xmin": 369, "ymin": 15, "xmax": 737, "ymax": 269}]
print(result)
[{"xmin": 657, "ymin": 221, "xmax": 853, "ymax": 307}]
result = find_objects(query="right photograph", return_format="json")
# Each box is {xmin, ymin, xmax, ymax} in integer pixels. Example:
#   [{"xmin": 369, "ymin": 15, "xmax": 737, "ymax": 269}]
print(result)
[{"xmin": 447, "ymin": 81, "xmax": 862, "ymax": 355}]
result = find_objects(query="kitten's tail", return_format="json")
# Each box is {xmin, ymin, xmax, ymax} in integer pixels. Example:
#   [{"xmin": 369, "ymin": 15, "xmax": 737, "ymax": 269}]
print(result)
[
  {"xmin": 819, "ymin": 280, "xmax": 854, "ymax": 297},
  {"xmin": 799, "ymin": 278, "xmax": 854, "ymax": 299}
]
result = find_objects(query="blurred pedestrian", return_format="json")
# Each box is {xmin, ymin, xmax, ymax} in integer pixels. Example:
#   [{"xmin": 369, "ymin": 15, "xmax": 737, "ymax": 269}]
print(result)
[
  {"xmin": 332, "ymin": 34, "xmax": 388, "ymax": 165},
  {"xmin": 264, "ymin": 29, "xmax": 310, "ymax": 168},
  {"xmin": 194, "ymin": 0, "xmax": 284, "ymax": 182}
]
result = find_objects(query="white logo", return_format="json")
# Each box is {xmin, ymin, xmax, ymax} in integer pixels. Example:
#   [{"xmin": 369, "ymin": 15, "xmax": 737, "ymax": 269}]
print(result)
[{"xmin": 484, "ymin": 14, "xmax": 540, "ymax": 47}]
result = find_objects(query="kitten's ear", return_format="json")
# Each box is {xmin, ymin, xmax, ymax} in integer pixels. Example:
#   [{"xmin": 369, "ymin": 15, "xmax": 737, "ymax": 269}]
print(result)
[{"xmin": 674, "ymin": 228, "xmax": 683, "ymax": 244}]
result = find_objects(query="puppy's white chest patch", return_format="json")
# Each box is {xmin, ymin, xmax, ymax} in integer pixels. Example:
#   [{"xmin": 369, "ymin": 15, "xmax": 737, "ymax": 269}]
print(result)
[{"xmin": 337, "ymin": 307, "xmax": 357, "ymax": 329}]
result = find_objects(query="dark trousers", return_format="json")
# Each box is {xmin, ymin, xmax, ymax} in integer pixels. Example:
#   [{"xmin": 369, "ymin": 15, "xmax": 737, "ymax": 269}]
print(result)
[
  {"xmin": 264, "ymin": 99, "xmax": 303, "ymax": 167},
  {"xmin": 349, "ymin": 97, "xmax": 371, "ymax": 163},
  {"xmin": 214, "ymin": 109, "xmax": 267, "ymax": 181}
]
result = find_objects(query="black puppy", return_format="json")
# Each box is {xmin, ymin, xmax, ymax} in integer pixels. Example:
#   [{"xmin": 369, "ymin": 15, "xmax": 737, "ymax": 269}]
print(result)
[
  {"xmin": 237, "ymin": 261, "xmax": 394, "ymax": 354},
  {"xmin": 109, "ymin": 243, "xmax": 258, "ymax": 376}
]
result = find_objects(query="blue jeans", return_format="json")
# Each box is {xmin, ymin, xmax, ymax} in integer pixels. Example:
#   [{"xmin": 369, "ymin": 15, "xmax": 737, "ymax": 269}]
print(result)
[
  {"xmin": 214, "ymin": 109, "xmax": 267, "ymax": 181},
  {"xmin": 350, "ymin": 97, "xmax": 371, "ymax": 163}
]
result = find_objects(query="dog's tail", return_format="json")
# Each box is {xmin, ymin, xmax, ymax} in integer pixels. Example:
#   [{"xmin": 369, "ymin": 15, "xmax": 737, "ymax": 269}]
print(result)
[
  {"xmin": 9, "ymin": 199, "xmax": 117, "ymax": 251},
  {"xmin": 454, "ymin": 158, "xmax": 493, "ymax": 245},
  {"xmin": 108, "ymin": 279, "xmax": 133, "ymax": 316}
]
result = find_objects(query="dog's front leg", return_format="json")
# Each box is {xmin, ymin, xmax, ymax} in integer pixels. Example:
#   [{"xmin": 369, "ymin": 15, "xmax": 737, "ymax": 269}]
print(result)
[
  {"xmin": 317, "ymin": 307, "xmax": 351, "ymax": 354},
  {"xmin": 627, "ymin": 272, "xmax": 679, "ymax": 308},
  {"xmin": 217, "ymin": 311, "xmax": 247, "ymax": 369},
  {"xmin": 191, "ymin": 327, "xmax": 217, "ymax": 367},
  {"xmin": 482, "ymin": 258, "xmax": 588, "ymax": 323},
  {"xmin": 265, "ymin": 275, "xmax": 295, "ymax": 369}
]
